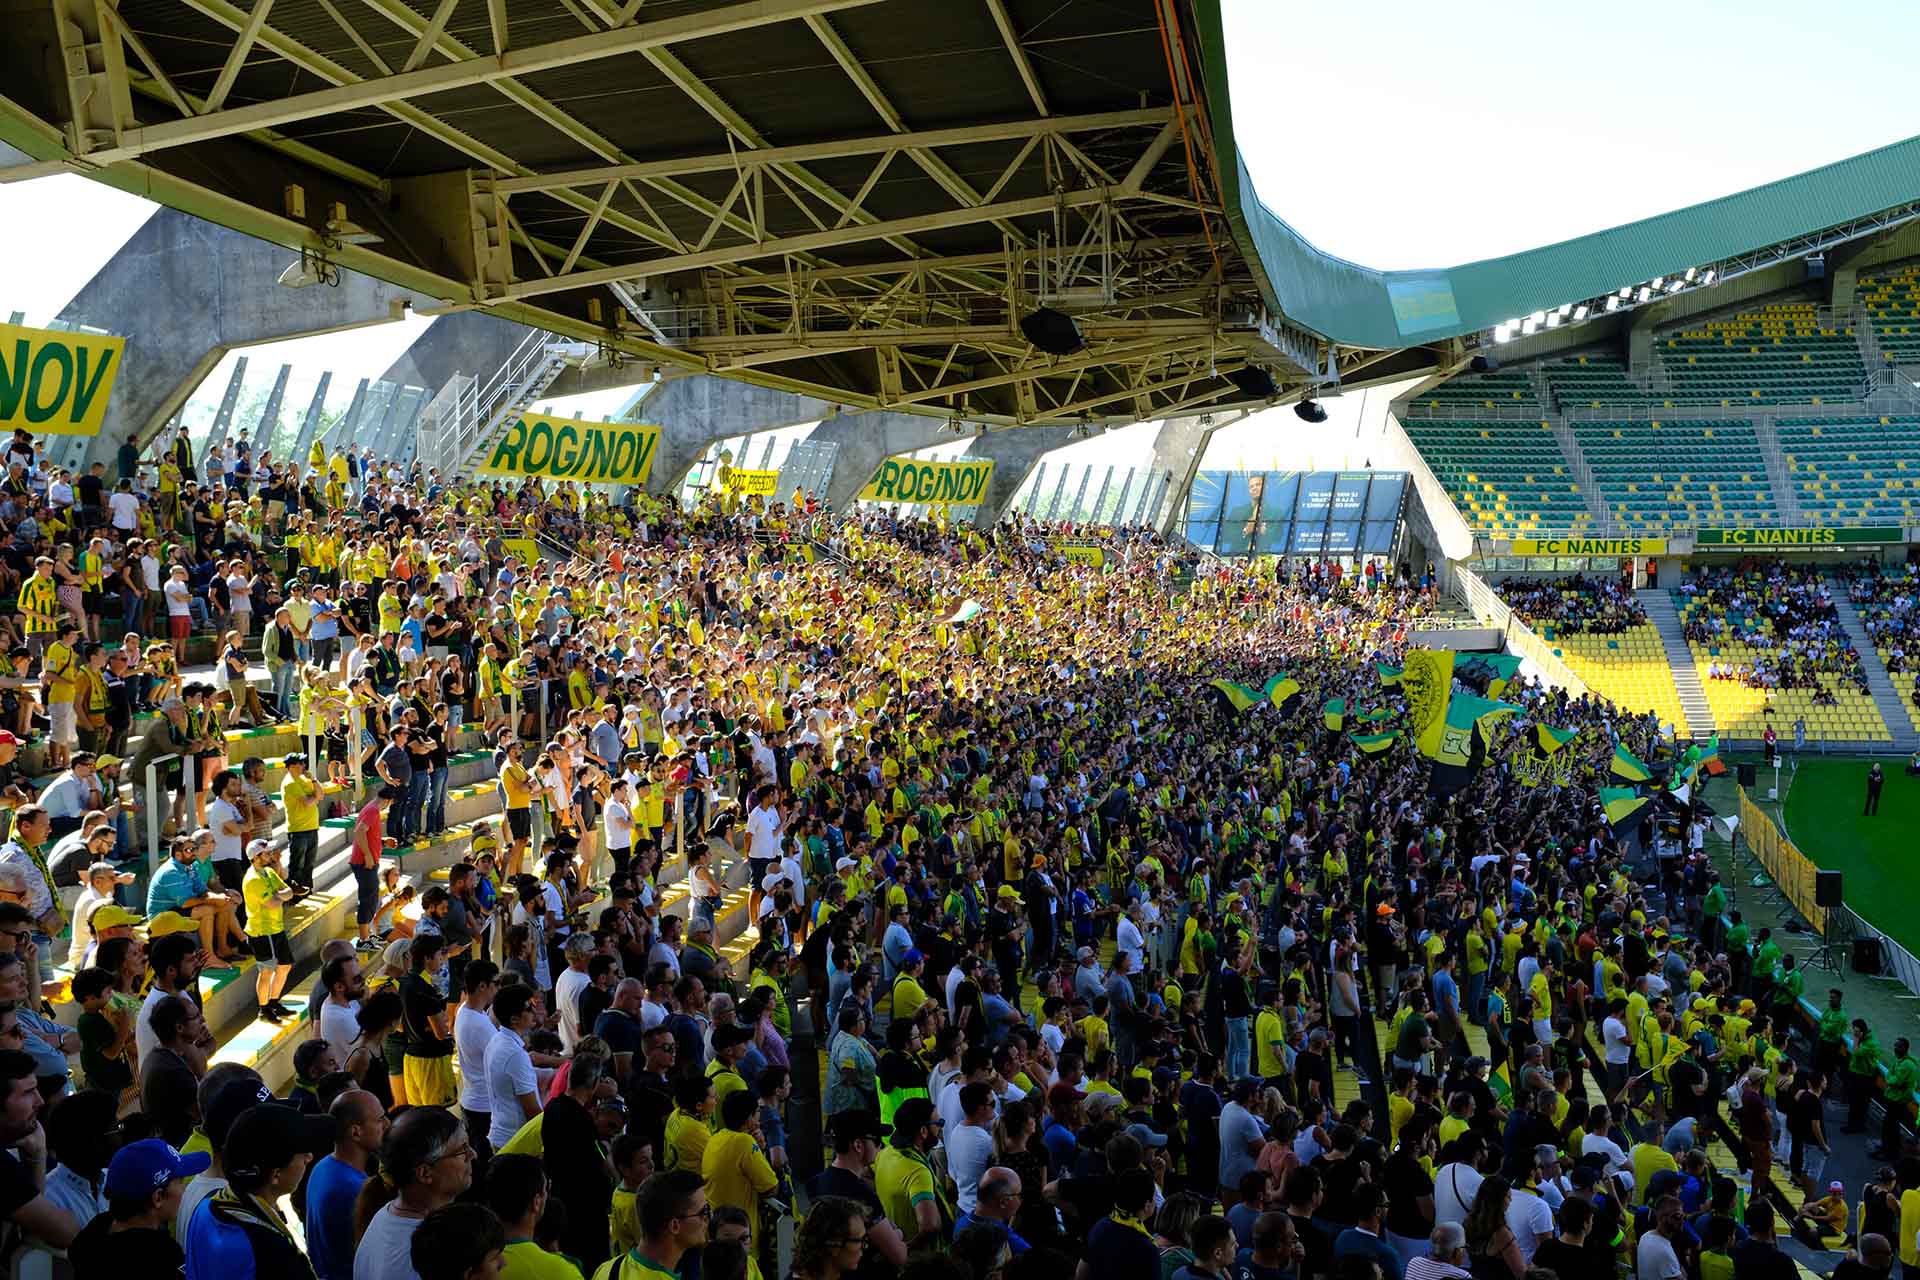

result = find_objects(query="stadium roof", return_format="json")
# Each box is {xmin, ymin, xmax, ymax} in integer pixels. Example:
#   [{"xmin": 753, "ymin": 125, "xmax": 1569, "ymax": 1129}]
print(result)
[{"xmin": 1191, "ymin": 0, "xmax": 1920, "ymax": 353}]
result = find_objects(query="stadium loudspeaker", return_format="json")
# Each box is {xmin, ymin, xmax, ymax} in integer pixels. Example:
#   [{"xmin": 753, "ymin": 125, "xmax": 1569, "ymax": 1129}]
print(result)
[
  {"xmin": 1019, "ymin": 307, "xmax": 1084, "ymax": 355},
  {"xmin": 1227, "ymin": 367, "xmax": 1278, "ymax": 399},
  {"xmin": 1737, "ymin": 762, "xmax": 1757, "ymax": 787},
  {"xmin": 1293, "ymin": 398, "xmax": 1328, "ymax": 424},
  {"xmin": 1854, "ymin": 937, "xmax": 1884, "ymax": 975},
  {"xmin": 1815, "ymin": 869, "xmax": 1843, "ymax": 908},
  {"xmin": 1469, "ymin": 354, "xmax": 1500, "ymax": 373}
]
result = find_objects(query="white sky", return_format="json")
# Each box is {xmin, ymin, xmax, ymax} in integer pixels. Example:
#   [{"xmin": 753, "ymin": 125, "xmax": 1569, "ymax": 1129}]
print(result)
[{"xmin": 1220, "ymin": 0, "xmax": 1920, "ymax": 269}]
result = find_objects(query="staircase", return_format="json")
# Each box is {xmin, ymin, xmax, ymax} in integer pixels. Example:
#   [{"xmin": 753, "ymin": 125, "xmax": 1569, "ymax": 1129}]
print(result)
[
  {"xmin": 1828, "ymin": 585, "xmax": 1920, "ymax": 751},
  {"xmin": 415, "ymin": 327, "xmax": 597, "ymax": 477},
  {"xmin": 1548, "ymin": 420, "xmax": 1612, "ymax": 529},
  {"xmin": 1637, "ymin": 588, "xmax": 1714, "ymax": 736},
  {"xmin": 1751, "ymin": 415, "xmax": 1804, "ymax": 523}
]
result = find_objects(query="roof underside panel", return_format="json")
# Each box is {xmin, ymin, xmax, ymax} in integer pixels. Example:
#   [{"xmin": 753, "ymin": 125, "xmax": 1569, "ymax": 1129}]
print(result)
[{"xmin": 1190, "ymin": 0, "xmax": 1920, "ymax": 352}]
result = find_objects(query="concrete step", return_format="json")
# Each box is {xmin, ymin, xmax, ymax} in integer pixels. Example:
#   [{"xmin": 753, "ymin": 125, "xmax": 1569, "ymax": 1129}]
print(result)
[
  {"xmin": 1636, "ymin": 588, "xmax": 1715, "ymax": 737},
  {"xmin": 1830, "ymin": 585, "xmax": 1920, "ymax": 752}
]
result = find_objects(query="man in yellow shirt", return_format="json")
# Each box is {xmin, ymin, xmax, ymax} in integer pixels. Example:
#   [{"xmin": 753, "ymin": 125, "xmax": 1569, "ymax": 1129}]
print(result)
[
  {"xmin": 873, "ymin": 1097, "xmax": 951, "ymax": 1248},
  {"xmin": 242, "ymin": 838, "xmax": 297, "ymax": 1022},
  {"xmin": 280, "ymin": 751, "xmax": 322, "ymax": 891},
  {"xmin": 702, "ymin": 1092, "xmax": 777, "ymax": 1226},
  {"xmin": 498, "ymin": 739, "xmax": 533, "ymax": 875}
]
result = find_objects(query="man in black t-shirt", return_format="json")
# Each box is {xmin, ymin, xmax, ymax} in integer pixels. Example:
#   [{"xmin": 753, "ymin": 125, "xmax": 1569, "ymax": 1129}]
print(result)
[
  {"xmin": 399, "ymin": 934, "xmax": 455, "ymax": 1107},
  {"xmin": 805, "ymin": 1110, "xmax": 906, "ymax": 1277}
]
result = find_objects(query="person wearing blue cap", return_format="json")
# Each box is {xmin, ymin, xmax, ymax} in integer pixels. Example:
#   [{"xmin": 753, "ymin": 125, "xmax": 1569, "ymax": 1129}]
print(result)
[
  {"xmin": 67, "ymin": 1136, "xmax": 210, "ymax": 1275},
  {"xmin": 185, "ymin": 1101, "xmax": 334, "ymax": 1280}
]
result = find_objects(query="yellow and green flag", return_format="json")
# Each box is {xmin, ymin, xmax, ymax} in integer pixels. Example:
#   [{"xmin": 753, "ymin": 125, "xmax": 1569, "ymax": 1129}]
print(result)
[
  {"xmin": 1207, "ymin": 679, "xmax": 1264, "ymax": 714},
  {"xmin": 1376, "ymin": 662, "xmax": 1403, "ymax": 686},
  {"xmin": 1599, "ymin": 786, "xmax": 1651, "ymax": 832},
  {"xmin": 1323, "ymin": 698, "xmax": 1346, "ymax": 732},
  {"xmin": 1350, "ymin": 730, "xmax": 1399, "ymax": 754},
  {"xmin": 1611, "ymin": 745, "xmax": 1653, "ymax": 783},
  {"xmin": 1402, "ymin": 648, "xmax": 1457, "ymax": 760},
  {"xmin": 1533, "ymin": 723, "xmax": 1578, "ymax": 755},
  {"xmin": 1262, "ymin": 673, "xmax": 1302, "ymax": 709}
]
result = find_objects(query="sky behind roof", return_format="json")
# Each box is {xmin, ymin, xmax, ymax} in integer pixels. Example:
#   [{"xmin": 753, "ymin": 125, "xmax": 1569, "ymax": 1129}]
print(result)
[{"xmin": 1221, "ymin": 0, "xmax": 1920, "ymax": 270}]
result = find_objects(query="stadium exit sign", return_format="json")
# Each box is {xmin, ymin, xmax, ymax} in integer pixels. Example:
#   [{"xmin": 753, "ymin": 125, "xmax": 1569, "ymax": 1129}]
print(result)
[{"xmin": 1695, "ymin": 526, "xmax": 1903, "ymax": 547}]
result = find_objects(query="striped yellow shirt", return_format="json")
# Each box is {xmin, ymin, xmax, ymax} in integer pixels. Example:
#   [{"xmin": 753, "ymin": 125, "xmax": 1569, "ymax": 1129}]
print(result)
[{"xmin": 16, "ymin": 577, "xmax": 58, "ymax": 633}]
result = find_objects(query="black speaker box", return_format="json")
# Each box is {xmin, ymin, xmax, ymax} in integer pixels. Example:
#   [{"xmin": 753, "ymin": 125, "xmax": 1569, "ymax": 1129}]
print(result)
[
  {"xmin": 1226, "ymin": 367, "xmax": 1277, "ymax": 398},
  {"xmin": 1019, "ymin": 307, "xmax": 1083, "ymax": 356},
  {"xmin": 1737, "ymin": 762, "xmax": 1757, "ymax": 787},
  {"xmin": 1815, "ymin": 868, "xmax": 1843, "ymax": 907}
]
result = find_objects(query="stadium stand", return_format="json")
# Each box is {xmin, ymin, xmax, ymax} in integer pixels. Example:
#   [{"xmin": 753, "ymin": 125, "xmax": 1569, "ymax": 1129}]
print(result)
[
  {"xmin": 1675, "ymin": 566, "xmax": 1893, "ymax": 744},
  {"xmin": 1499, "ymin": 576, "xmax": 1692, "ymax": 734},
  {"xmin": 1396, "ymin": 418, "xmax": 1593, "ymax": 535},
  {"xmin": 1858, "ymin": 262, "xmax": 1920, "ymax": 365},
  {"xmin": 1655, "ymin": 299, "xmax": 1867, "ymax": 407},
  {"xmin": 1777, "ymin": 414, "xmax": 1920, "ymax": 525},
  {"xmin": 1570, "ymin": 418, "xmax": 1779, "ymax": 530},
  {"xmin": 1844, "ymin": 561, "xmax": 1920, "ymax": 734},
  {"xmin": 1405, "ymin": 367, "xmax": 1540, "ymax": 412},
  {"xmin": 1539, "ymin": 351, "xmax": 1645, "ymax": 409}
]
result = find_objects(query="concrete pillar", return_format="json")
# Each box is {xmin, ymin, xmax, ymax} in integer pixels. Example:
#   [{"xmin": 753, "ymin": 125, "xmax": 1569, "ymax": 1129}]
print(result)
[
  {"xmin": 376, "ymin": 310, "xmax": 530, "ymax": 398},
  {"xmin": 634, "ymin": 377, "xmax": 834, "ymax": 495},
  {"xmin": 1830, "ymin": 266, "xmax": 1858, "ymax": 316},
  {"xmin": 1144, "ymin": 414, "xmax": 1224, "ymax": 534},
  {"xmin": 813, "ymin": 412, "xmax": 968, "ymax": 511},
  {"xmin": 958, "ymin": 427, "xmax": 1078, "ymax": 525},
  {"xmin": 49, "ymin": 207, "xmax": 419, "ymax": 473}
]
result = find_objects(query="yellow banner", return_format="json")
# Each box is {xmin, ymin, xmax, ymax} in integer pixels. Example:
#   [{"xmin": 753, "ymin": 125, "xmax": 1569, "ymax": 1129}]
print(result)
[
  {"xmin": 730, "ymin": 469, "xmax": 780, "ymax": 496},
  {"xmin": 0, "ymin": 321, "xmax": 125, "ymax": 436},
  {"xmin": 1054, "ymin": 542, "xmax": 1106, "ymax": 567},
  {"xmin": 1511, "ymin": 537, "xmax": 1666, "ymax": 556},
  {"xmin": 477, "ymin": 414, "xmax": 660, "ymax": 484},
  {"xmin": 858, "ymin": 456, "xmax": 994, "ymax": 506},
  {"xmin": 501, "ymin": 538, "xmax": 540, "ymax": 567}
]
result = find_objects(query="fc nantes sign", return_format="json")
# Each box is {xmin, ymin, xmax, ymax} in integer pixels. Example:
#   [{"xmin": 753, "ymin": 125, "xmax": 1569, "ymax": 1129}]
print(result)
[
  {"xmin": 858, "ymin": 457, "xmax": 994, "ymax": 506},
  {"xmin": 1511, "ymin": 537, "xmax": 1665, "ymax": 556},
  {"xmin": 479, "ymin": 414, "xmax": 659, "ymax": 484},
  {"xmin": 1696, "ymin": 526, "xmax": 1902, "ymax": 547},
  {"xmin": 0, "ymin": 321, "xmax": 125, "ymax": 436}
]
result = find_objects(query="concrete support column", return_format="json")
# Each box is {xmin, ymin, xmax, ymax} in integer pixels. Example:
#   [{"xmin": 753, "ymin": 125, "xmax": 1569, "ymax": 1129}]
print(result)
[
  {"xmin": 50, "ymin": 208, "xmax": 419, "ymax": 473},
  {"xmin": 633, "ymin": 377, "xmax": 834, "ymax": 495},
  {"xmin": 376, "ymin": 310, "xmax": 530, "ymax": 397},
  {"xmin": 959, "ymin": 427, "xmax": 1078, "ymax": 525},
  {"xmin": 813, "ymin": 413, "xmax": 965, "ymax": 511},
  {"xmin": 1144, "ymin": 414, "xmax": 1224, "ymax": 534}
]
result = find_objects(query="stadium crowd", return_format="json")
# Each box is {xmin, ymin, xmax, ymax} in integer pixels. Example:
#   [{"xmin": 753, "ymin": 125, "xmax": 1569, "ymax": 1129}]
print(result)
[
  {"xmin": 0, "ymin": 420, "xmax": 1909, "ymax": 1280},
  {"xmin": 1679, "ymin": 564, "xmax": 1871, "ymax": 695},
  {"xmin": 1497, "ymin": 575, "xmax": 1646, "ymax": 636}
]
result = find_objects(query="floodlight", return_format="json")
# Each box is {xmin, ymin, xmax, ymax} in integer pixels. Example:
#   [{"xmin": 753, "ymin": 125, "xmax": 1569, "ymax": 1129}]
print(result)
[
  {"xmin": 1605, "ymin": 297, "xmax": 1620, "ymax": 313},
  {"xmin": 1636, "ymin": 287, "xmax": 1652, "ymax": 303},
  {"xmin": 1521, "ymin": 318, "xmax": 1538, "ymax": 336},
  {"xmin": 1573, "ymin": 305, "xmax": 1589, "ymax": 321},
  {"xmin": 1684, "ymin": 267, "xmax": 1697, "ymax": 282},
  {"xmin": 1545, "ymin": 312, "xmax": 1561, "ymax": 328},
  {"xmin": 1651, "ymin": 277, "xmax": 1664, "ymax": 290},
  {"xmin": 1557, "ymin": 304, "xmax": 1572, "ymax": 318},
  {"xmin": 1617, "ymin": 287, "xmax": 1632, "ymax": 299},
  {"xmin": 1493, "ymin": 324, "xmax": 1514, "ymax": 343},
  {"xmin": 1293, "ymin": 398, "xmax": 1329, "ymax": 424},
  {"xmin": 1528, "ymin": 310, "xmax": 1546, "ymax": 325},
  {"xmin": 1702, "ymin": 269, "xmax": 1716, "ymax": 285}
]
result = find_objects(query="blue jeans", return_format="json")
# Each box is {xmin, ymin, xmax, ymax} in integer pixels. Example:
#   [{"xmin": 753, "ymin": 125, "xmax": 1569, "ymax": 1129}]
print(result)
[
  {"xmin": 403, "ymin": 770, "xmax": 429, "ymax": 842},
  {"xmin": 1225, "ymin": 1015, "xmax": 1251, "ymax": 1079},
  {"xmin": 426, "ymin": 766, "xmax": 449, "ymax": 834},
  {"xmin": 1465, "ymin": 969, "xmax": 1487, "ymax": 1025},
  {"xmin": 270, "ymin": 663, "xmax": 298, "ymax": 718}
]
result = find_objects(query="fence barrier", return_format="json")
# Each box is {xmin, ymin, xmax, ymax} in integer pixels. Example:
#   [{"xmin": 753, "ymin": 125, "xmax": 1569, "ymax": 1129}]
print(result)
[{"xmin": 1737, "ymin": 785, "xmax": 1827, "ymax": 936}]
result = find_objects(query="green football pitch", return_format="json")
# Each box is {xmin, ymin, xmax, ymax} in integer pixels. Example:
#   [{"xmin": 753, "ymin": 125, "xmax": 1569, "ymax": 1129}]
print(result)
[{"xmin": 1774, "ymin": 756, "xmax": 1920, "ymax": 957}]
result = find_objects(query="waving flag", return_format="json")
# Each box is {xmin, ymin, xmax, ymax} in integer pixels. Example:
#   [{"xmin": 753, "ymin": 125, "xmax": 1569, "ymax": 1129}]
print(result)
[
  {"xmin": 1350, "ymin": 730, "xmax": 1399, "ymax": 754},
  {"xmin": 1323, "ymin": 698, "xmax": 1346, "ymax": 732},
  {"xmin": 1402, "ymin": 648, "xmax": 1457, "ymax": 760},
  {"xmin": 1533, "ymin": 723, "xmax": 1578, "ymax": 755},
  {"xmin": 1456, "ymin": 652, "xmax": 1525, "ymax": 698},
  {"xmin": 1207, "ymin": 680, "xmax": 1265, "ymax": 714},
  {"xmin": 1377, "ymin": 663, "xmax": 1403, "ymax": 686},
  {"xmin": 1262, "ymin": 673, "xmax": 1302, "ymax": 709},
  {"xmin": 1599, "ymin": 786, "xmax": 1651, "ymax": 832},
  {"xmin": 1611, "ymin": 745, "xmax": 1653, "ymax": 783}
]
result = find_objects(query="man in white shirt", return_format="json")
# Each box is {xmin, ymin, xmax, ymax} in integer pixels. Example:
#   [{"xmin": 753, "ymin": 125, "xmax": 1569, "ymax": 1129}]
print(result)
[
  {"xmin": 207, "ymin": 773, "xmax": 248, "ymax": 893},
  {"xmin": 947, "ymin": 1084, "xmax": 998, "ymax": 1215},
  {"xmin": 454, "ymin": 960, "xmax": 500, "ymax": 1150},
  {"xmin": 1432, "ymin": 1155, "xmax": 1484, "ymax": 1227},
  {"xmin": 1580, "ymin": 1106, "xmax": 1631, "ymax": 1187},
  {"xmin": 1505, "ymin": 1152, "xmax": 1556, "ymax": 1263},
  {"xmin": 485, "ymin": 985, "xmax": 543, "ymax": 1151},
  {"xmin": 317, "ymin": 952, "xmax": 366, "ymax": 1066},
  {"xmin": 1115, "ymin": 901, "xmax": 1146, "ymax": 974},
  {"xmin": 107, "ymin": 483, "xmax": 141, "ymax": 532},
  {"xmin": 553, "ymin": 933, "xmax": 595, "ymax": 1052},
  {"xmin": 1601, "ymin": 1001, "xmax": 1633, "ymax": 1099},
  {"xmin": 67, "ymin": 860, "xmax": 134, "ymax": 968}
]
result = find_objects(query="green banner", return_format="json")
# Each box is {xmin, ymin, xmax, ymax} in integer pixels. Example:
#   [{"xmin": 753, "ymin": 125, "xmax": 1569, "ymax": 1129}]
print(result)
[{"xmin": 1695, "ymin": 526, "xmax": 1903, "ymax": 548}]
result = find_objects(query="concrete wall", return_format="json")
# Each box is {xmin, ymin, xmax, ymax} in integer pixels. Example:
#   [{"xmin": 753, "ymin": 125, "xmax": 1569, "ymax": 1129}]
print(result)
[
  {"xmin": 50, "ymin": 208, "xmax": 419, "ymax": 472},
  {"xmin": 376, "ymin": 310, "xmax": 529, "ymax": 398},
  {"xmin": 637, "ymin": 377, "xmax": 835, "ymax": 495}
]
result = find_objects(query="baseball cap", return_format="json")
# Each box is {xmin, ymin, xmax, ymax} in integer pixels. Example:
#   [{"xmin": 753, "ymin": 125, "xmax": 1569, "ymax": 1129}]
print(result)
[
  {"xmin": 1046, "ymin": 1083, "xmax": 1087, "ymax": 1108},
  {"xmin": 145, "ymin": 912, "xmax": 200, "ymax": 939},
  {"xmin": 1125, "ymin": 1122, "xmax": 1169, "ymax": 1149},
  {"xmin": 1076, "ymin": 946, "xmax": 1095, "ymax": 961},
  {"xmin": 95, "ymin": 754, "xmax": 122, "ymax": 770},
  {"xmin": 1830, "ymin": 1180, "xmax": 1845, "ymax": 1194},
  {"xmin": 1375, "ymin": 903, "xmax": 1396, "ymax": 916},
  {"xmin": 284, "ymin": 751, "xmax": 309, "ymax": 766},
  {"xmin": 996, "ymin": 884, "xmax": 1021, "ymax": 901},
  {"xmin": 223, "ymin": 1101, "xmax": 335, "ymax": 1182},
  {"xmin": 1085, "ymin": 1092, "xmax": 1124, "ymax": 1115},
  {"xmin": 207, "ymin": 1079, "xmax": 276, "ymax": 1150},
  {"xmin": 835, "ymin": 857, "xmax": 858, "ymax": 872},
  {"xmin": 901, "ymin": 948, "xmax": 924, "ymax": 966},
  {"xmin": 891, "ymin": 1097, "xmax": 940, "ymax": 1135},
  {"xmin": 247, "ymin": 838, "xmax": 277, "ymax": 858},
  {"xmin": 103, "ymin": 1139, "xmax": 211, "ymax": 1199},
  {"xmin": 87, "ymin": 903, "xmax": 142, "ymax": 931}
]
